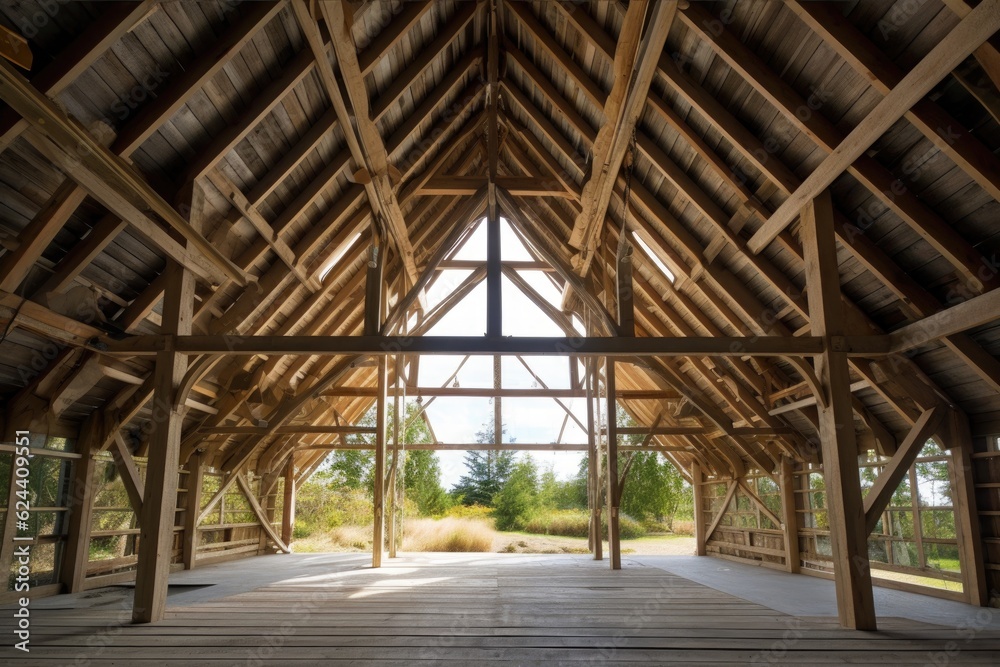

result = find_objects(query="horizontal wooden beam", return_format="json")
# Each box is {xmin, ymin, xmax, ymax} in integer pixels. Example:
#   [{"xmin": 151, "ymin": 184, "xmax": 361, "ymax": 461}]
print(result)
[
  {"xmin": 199, "ymin": 425, "xmax": 376, "ymax": 435},
  {"xmin": 0, "ymin": 444, "xmax": 80, "ymax": 459},
  {"xmin": 320, "ymin": 386, "xmax": 681, "ymax": 399},
  {"xmin": 417, "ymin": 176, "xmax": 575, "ymax": 197},
  {"xmin": 100, "ymin": 333, "xmax": 890, "ymax": 357},
  {"xmin": 297, "ymin": 443, "xmax": 687, "ymax": 452},
  {"xmin": 617, "ymin": 426, "xmax": 796, "ymax": 436},
  {"xmin": 436, "ymin": 260, "xmax": 555, "ymax": 271},
  {"xmin": 0, "ymin": 291, "xmax": 112, "ymax": 348},
  {"xmin": 768, "ymin": 380, "xmax": 871, "ymax": 416}
]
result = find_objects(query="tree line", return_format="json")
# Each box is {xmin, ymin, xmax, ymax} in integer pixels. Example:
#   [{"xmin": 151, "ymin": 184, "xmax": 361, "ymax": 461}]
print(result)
[{"xmin": 295, "ymin": 403, "xmax": 692, "ymax": 537}]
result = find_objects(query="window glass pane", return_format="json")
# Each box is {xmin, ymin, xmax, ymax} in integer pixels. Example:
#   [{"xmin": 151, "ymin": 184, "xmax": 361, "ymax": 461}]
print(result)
[
  {"xmin": 33, "ymin": 457, "xmax": 67, "ymax": 508},
  {"xmin": 919, "ymin": 439, "xmax": 944, "ymax": 457},
  {"xmin": 867, "ymin": 535, "xmax": 889, "ymax": 564},
  {"xmin": 889, "ymin": 475, "xmax": 913, "ymax": 507},
  {"xmin": 0, "ymin": 453, "xmax": 9, "ymax": 502},
  {"xmin": 925, "ymin": 543, "xmax": 961, "ymax": 573},
  {"xmin": 891, "ymin": 540, "xmax": 919, "ymax": 567},
  {"xmin": 887, "ymin": 510, "xmax": 915, "ymax": 539},
  {"xmin": 916, "ymin": 459, "xmax": 951, "ymax": 508},
  {"xmin": 804, "ymin": 508, "xmax": 828, "ymax": 530},
  {"xmin": 920, "ymin": 510, "xmax": 956, "ymax": 539},
  {"xmin": 28, "ymin": 510, "xmax": 59, "ymax": 538},
  {"xmin": 814, "ymin": 535, "xmax": 832, "ymax": 557}
]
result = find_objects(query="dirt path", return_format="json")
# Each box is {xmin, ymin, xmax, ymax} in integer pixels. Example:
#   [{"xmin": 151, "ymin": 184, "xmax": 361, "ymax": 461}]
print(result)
[{"xmin": 494, "ymin": 532, "xmax": 695, "ymax": 555}]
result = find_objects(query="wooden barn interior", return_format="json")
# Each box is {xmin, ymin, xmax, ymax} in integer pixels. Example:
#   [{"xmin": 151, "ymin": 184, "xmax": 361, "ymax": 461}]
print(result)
[{"xmin": 1, "ymin": 0, "xmax": 1000, "ymax": 662}]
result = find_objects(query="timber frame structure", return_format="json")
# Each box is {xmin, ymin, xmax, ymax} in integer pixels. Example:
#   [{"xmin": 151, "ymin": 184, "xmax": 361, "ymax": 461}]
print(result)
[{"xmin": 0, "ymin": 0, "xmax": 998, "ymax": 635}]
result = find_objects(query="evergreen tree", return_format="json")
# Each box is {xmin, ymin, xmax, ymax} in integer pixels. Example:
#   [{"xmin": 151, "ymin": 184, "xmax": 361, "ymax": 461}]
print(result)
[
  {"xmin": 452, "ymin": 421, "xmax": 514, "ymax": 505},
  {"xmin": 493, "ymin": 455, "xmax": 538, "ymax": 530}
]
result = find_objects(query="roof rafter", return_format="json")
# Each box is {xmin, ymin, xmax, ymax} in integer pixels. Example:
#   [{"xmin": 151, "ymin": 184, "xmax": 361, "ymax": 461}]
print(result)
[
  {"xmin": 500, "ymin": 64, "xmax": 826, "ymax": 433},
  {"xmin": 553, "ymin": 2, "xmax": 999, "ymax": 420},
  {"xmin": 784, "ymin": 0, "xmax": 1000, "ymax": 204},
  {"xmin": 568, "ymin": 0, "xmax": 675, "ymax": 277},
  {"xmin": 0, "ymin": 0, "xmax": 156, "ymax": 152},
  {"xmin": 698, "ymin": 1, "xmax": 1000, "ymax": 283},
  {"xmin": 295, "ymin": 0, "xmax": 419, "ymax": 287},
  {"xmin": 648, "ymin": 37, "xmax": 1000, "ymax": 395},
  {"xmin": 111, "ymin": 0, "xmax": 287, "ymax": 157}
]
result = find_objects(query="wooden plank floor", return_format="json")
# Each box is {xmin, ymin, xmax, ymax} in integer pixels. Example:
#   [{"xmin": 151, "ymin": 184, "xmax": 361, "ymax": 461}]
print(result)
[{"xmin": 3, "ymin": 553, "xmax": 1000, "ymax": 664}]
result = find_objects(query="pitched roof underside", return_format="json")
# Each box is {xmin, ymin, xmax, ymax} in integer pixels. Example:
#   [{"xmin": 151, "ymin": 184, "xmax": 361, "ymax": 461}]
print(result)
[{"xmin": 0, "ymin": 0, "xmax": 998, "ymax": 484}]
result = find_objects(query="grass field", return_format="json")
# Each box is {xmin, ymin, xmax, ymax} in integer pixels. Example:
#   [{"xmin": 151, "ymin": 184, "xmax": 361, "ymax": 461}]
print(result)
[{"xmin": 292, "ymin": 519, "xmax": 696, "ymax": 556}]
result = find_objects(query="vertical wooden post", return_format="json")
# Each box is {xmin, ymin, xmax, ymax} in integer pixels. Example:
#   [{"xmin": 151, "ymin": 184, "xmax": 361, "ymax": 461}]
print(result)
[
  {"xmin": 586, "ymin": 357, "xmax": 602, "ymax": 560},
  {"xmin": 388, "ymin": 352, "xmax": 405, "ymax": 559},
  {"xmin": 372, "ymin": 355, "xmax": 387, "ymax": 568},
  {"xmin": 909, "ymin": 465, "xmax": 926, "ymax": 568},
  {"xmin": 182, "ymin": 453, "xmax": 203, "ymax": 570},
  {"xmin": 949, "ymin": 411, "xmax": 988, "ymax": 606},
  {"xmin": 780, "ymin": 456, "xmax": 801, "ymax": 573},
  {"xmin": 485, "ymin": 0, "xmax": 501, "ymax": 336},
  {"xmin": 493, "ymin": 354, "xmax": 502, "ymax": 446},
  {"xmin": 692, "ymin": 461, "xmax": 706, "ymax": 556},
  {"xmin": 133, "ymin": 260, "xmax": 193, "ymax": 624},
  {"xmin": 59, "ymin": 447, "xmax": 96, "ymax": 592},
  {"xmin": 486, "ymin": 202, "xmax": 502, "ymax": 337},
  {"xmin": 0, "ymin": 433, "xmax": 23, "ymax": 587},
  {"xmin": 801, "ymin": 189, "xmax": 876, "ymax": 631},
  {"xmin": 386, "ymin": 453, "xmax": 398, "ymax": 557},
  {"xmin": 281, "ymin": 457, "xmax": 296, "ymax": 548},
  {"xmin": 605, "ymin": 358, "xmax": 621, "ymax": 570}
]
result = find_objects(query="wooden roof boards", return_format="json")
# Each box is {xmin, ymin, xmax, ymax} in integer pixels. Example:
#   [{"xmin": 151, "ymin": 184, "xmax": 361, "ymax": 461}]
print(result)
[{"xmin": 0, "ymin": 2, "xmax": 998, "ymax": 607}]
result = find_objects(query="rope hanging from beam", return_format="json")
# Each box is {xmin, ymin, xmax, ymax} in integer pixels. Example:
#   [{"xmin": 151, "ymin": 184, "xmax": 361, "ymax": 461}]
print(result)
[{"xmin": 615, "ymin": 129, "xmax": 637, "ymax": 266}]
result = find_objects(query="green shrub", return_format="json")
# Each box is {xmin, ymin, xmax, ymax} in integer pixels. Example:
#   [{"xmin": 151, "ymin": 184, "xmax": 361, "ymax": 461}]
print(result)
[
  {"xmin": 641, "ymin": 519, "xmax": 673, "ymax": 534},
  {"xmin": 294, "ymin": 487, "xmax": 373, "ymax": 537},
  {"xmin": 520, "ymin": 509, "xmax": 647, "ymax": 539},
  {"xmin": 601, "ymin": 513, "xmax": 647, "ymax": 539},
  {"xmin": 492, "ymin": 458, "xmax": 538, "ymax": 531},
  {"xmin": 444, "ymin": 503, "xmax": 494, "ymax": 521},
  {"xmin": 523, "ymin": 510, "xmax": 591, "ymax": 537}
]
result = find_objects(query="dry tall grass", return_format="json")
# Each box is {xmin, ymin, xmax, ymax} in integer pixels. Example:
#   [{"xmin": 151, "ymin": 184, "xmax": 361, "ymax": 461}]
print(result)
[
  {"xmin": 293, "ymin": 525, "xmax": 373, "ymax": 553},
  {"xmin": 403, "ymin": 518, "xmax": 496, "ymax": 552},
  {"xmin": 671, "ymin": 519, "xmax": 695, "ymax": 536}
]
